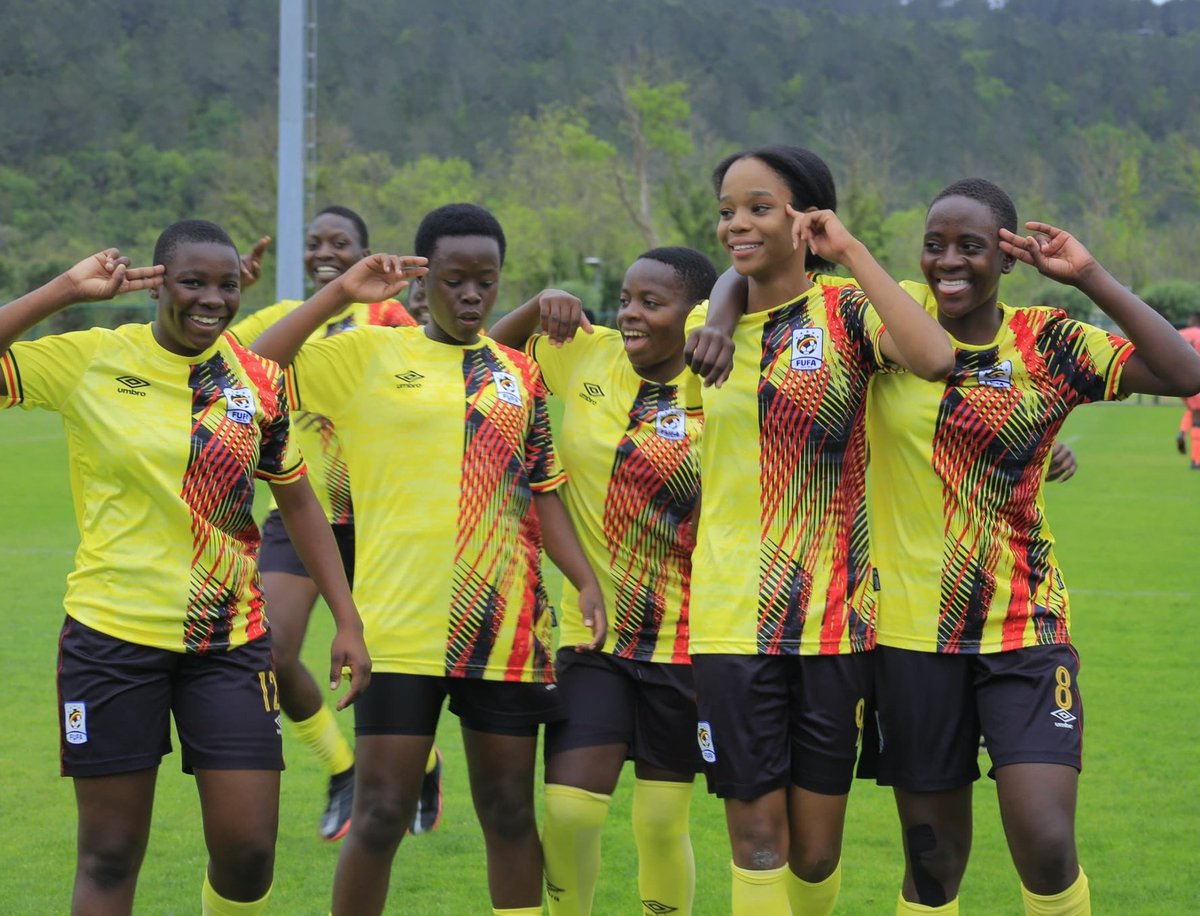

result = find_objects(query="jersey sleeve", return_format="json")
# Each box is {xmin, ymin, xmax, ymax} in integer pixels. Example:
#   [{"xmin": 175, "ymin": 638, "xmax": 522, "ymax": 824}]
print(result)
[
  {"xmin": 1, "ymin": 329, "xmax": 102, "ymax": 411},
  {"xmin": 524, "ymin": 360, "xmax": 566, "ymax": 493},
  {"xmin": 684, "ymin": 300, "xmax": 710, "ymax": 334},
  {"xmin": 526, "ymin": 329, "xmax": 603, "ymax": 396},
  {"xmin": 1040, "ymin": 312, "xmax": 1134, "ymax": 404},
  {"xmin": 227, "ymin": 301, "xmax": 297, "ymax": 347},
  {"xmin": 371, "ymin": 299, "xmax": 418, "ymax": 328},
  {"xmin": 256, "ymin": 370, "xmax": 307, "ymax": 483},
  {"xmin": 286, "ymin": 330, "xmax": 372, "ymax": 421},
  {"xmin": 837, "ymin": 285, "xmax": 887, "ymax": 373}
]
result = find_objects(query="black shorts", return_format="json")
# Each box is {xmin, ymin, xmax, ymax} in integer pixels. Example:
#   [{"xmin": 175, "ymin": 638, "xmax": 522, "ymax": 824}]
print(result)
[
  {"xmin": 544, "ymin": 649, "xmax": 702, "ymax": 774},
  {"xmin": 354, "ymin": 672, "xmax": 566, "ymax": 738},
  {"xmin": 57, "ymin": 617, "xmax": 283, "ymax": 777},
  {"xmin": 258, "ymin": 509, "xmax": 356, "ymax": 587},
  {"xmin": 870, "ymin": 644, "xmax": 1084, "ymax": 791},
  {"xmin": 691, "ymin": 653, "xmax": 871, "ymax": 800}
]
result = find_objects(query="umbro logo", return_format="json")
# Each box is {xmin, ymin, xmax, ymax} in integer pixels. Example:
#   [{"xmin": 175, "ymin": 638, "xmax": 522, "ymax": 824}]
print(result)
[
  {"xmin": 643, "ymin": 901, "xmax": 679, "ymax": 914},
  {"xmin": 580, "ymin": 381, "xmax": 605, "ymax": 405},
  {"xmin": 394, "ymin": 370, "xmax": 424, "ymax": 389},
  {"xmin": 116, "ymin": 375, "xmax": 149, "ymax": 397},
  {"xmin": 1050, "ymin": 708, "xmax": 1077, "ymax": 729}
]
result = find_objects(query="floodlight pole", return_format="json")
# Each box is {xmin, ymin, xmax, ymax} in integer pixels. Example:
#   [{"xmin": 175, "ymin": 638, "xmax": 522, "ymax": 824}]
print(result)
[{"xmin": 276, "ymin": 0, "xmax": 308, "ymax": 301}]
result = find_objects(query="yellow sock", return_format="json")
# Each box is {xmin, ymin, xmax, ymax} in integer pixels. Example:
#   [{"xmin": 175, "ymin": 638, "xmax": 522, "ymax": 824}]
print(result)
[
  {"xmin": 289, "ymin": 704, "xmax": 354, "ymax": 775},
  {"xmin": 201, "ymin": 873, "xmax": 271, "ymax": 915},
  {"xmin": 492, "ymin": 909, "xmax": 543, "ymax": 915},
  {"xmin": 897, "ymin": 892, "xmax": 960, "ymax": 914},
  {"xmin": 542, "ymin": 783, "xmax": 611, "ymax": 915},
  {"xmin": 425, "ymin": 746, "xmax": 439, "ymax": 774},
  {"xmin": 632, "ymin": 778, "xmax": 694, "ymax": 915},
  {"xmin": 786, "ymin": 860, "xmax": 841, "ymax": 915},
  {"xmin": 731, "ymin": 862, "xmax": 790, "ymax": 915},
  {"xmin": 1022, "ymin": 868, "xmax": 1090, "ymax": 916}
]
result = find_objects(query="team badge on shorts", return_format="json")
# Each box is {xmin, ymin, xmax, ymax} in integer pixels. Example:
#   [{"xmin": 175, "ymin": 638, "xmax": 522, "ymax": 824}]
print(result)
[
  {"xmin": 696, "ymin": 720, "xmax": 716, "ymax": 763},
  {"xmin": 64, "ymin": 701, "xmax": 88, "ymax": 745},
  {"xmin": 222, "ymin": 386, "xmax": 257, "ymax": 424},
  {"xmin": 655, "ymin": 408, "xmax": 686, "ymax": 441},
  {"xmin": 492, "ymin": 370, "xmax": 523, "ymax": 407},
  {"xmin": 790, "ymin": 327, "xmax": 824, "ymax": 371}
]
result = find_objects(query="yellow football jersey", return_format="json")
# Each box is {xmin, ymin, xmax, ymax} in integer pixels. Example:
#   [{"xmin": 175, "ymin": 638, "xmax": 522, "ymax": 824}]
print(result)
[
  {"xmin": 2, "ymin": 325, "xmax": 303, "ymax": 652},
  {"xmin": 867, "ymin": 282, "xmax": 1133, "ymax": 653},
  {"xmin": 529, "ymin": 327, "xmax": 701, "ymax": 664},
  {"xmin": 687, "ymin": 283, "xmax": 885, "ymax": 656},
  {"xmin": 288, "ymin": 327, "xmax": 564, "ymax": 681}
]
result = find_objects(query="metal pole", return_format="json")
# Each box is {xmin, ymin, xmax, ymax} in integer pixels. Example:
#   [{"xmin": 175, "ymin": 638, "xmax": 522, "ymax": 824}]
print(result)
[{"xmin": 276, "ymin": 0, "xmax": 305, "ymax": 301}]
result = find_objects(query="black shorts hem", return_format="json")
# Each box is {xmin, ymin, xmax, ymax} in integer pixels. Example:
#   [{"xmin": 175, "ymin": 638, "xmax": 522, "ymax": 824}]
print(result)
[
  {"xmin": 182, "ymin": 755, "xmax": 285, "ymax": 774},
  {"xmin": 62, "ymin": 755, "xmax": 165, "ymax": 779},
  {"xmin": 707, "ymin": 773, "xmax": 791, "ymax": 801},
  {"xmin": 875, "ymin": 770, "xmax": 980, "ymax": 792},
  {"xmin": 987, "ymin": 751, "xmax": 1082, "ymax": 775}
]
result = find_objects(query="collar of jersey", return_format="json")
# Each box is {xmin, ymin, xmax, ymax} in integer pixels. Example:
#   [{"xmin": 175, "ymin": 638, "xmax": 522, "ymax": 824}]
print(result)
[{"xmin": 143, "ymin": 323, "xmax": 225, "ymax": 366}]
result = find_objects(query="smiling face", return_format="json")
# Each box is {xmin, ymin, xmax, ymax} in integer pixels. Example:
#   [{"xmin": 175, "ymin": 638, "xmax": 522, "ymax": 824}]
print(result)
[
  {"xmin": 304, "ymin": 212, "xmax": 367, "ymax": 289},
  {"xmin": 406, "ymin": 277, "xmax": 430, "ymax": 326},
  {"xmin": 151, "ymin": 241, "xmax": 241, "ymax": 356},
  {"xmin": 617, "ymin": 257, "xmax": 695, "ymax": 382},
  {"xmin": 423, "ymin": 235, "xmax": 501, "ymax": 345},
  {"xmin": 717, "ymin": 156, "xmax": 802, "ymax": 281},
  {"xmin": 920, "ymin": 195, "xmax": 1015, "ymax": 342}
]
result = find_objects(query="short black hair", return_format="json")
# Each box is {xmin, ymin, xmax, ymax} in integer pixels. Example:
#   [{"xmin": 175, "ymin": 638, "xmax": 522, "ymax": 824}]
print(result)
[
  {"xmin": 414, "ymin": 203, "xmax": 506, "ymax": 266},
  {"xmin": 712, "ymin": 145, "xmax": 838, "ymax": 272},
  {"xmin": 636, "ymin": 246, "xmax": 718, "ymax": 305},
  {"xmin": 930, "ymin": 178, "xmax": 1018, "ymax": 235},
  {"xmin": 153, "ymin": 219, "xmax": 237, "ymax": 269},
  {"xmin": 314, "ymin": 205, "xmax": 369, "ymax": 248}
]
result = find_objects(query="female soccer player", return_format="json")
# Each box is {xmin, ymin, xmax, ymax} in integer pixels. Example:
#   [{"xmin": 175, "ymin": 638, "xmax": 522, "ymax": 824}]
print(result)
[
  {"xmin": 250, "ymin": 203, "xmax": 606, "ymax": 916},
  {"xmin": 864, "ymin": 178, "xmax": 1200, "ymax": 916},
  {"xmin": 231, "ymin": 206, "xmax": 442, "ymax": 841},
  {"xmin": 684, "ymin": 145, "xmax": 953, "ymax": 915},
  {"xmin": 0, "ymin": 224, "xmax": 371, "ymax": 916},
  {"xmin": 490, "ymin": 246, "xmax": 718, "ymax": 915}
]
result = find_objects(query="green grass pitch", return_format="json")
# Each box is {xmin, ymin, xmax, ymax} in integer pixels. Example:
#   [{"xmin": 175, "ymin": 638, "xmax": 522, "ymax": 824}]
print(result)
[{"xmin": 0, "ymin": 401, "xmax": 1196, "ymax": 913}]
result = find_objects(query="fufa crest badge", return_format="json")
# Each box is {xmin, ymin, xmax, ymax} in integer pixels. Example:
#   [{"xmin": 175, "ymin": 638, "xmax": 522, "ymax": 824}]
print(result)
[
  {"xmin": 492, "ymin": 370, "xmax": 523, "ymax": 407},
  {"xmin": 222, "ymin": 386, "xmax": 256, "ymax": 424},
  {"xmin": 790, "ymin": 327, "xmax": 824, "ymax": 371}
]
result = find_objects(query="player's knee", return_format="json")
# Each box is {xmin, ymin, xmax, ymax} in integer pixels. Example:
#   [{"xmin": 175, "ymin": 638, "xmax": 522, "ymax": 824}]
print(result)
[
  {"xmin": 789, "ymin": 848, "xmax": 839, "ymax": 884},
  {"xmin": 352, "ymin": 794, "xmax": 413, "ymax": 851},
  {"xmin": 477, "ymin": 790, "xmax": 537, "ymax": 843},
  {"xmin": 77, "ymin": 845, "xmax": 142, "ymax": 891},
  {"xmin": 209, "ymin": 835, "xmax": 275, "ymax": 897},
  {"xmin": 730, "ymin": 823, "xmax": 787, "ymax": 870},
  {"xmin": 905, "ymin": 823, "xmax": 967, "ymax": 905},
  {"xmin": 1016, "ymin": 835, "xmax": 1078, "ymax": 894}
]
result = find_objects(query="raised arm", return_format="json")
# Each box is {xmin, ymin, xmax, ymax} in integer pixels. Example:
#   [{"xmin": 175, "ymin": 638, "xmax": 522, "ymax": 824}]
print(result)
[
  {"xmin": 0, "ymin": 250, "xmax": 163, "ymax": 354},
  {"xmin": 534, "ymin": 490, "xmax": 607, "ymax": 652},
  {"xmin": 270, "ymin": 476, "xmax": 371, "ymax": 709},
  {"xmin": 239, "ymin": 235, "xmax": 273, "ymax": 290},
  {"xmin": 1000, "ymin": 222, "xmax": 1200, "ymax": 397},
  {"xmin": 488, "ymin": 289, "xmax": 592, "ymax": 350},
  {"xmin": 794, "ymin": 207, "xmax": 954, "ymax": 380},
  {"xmin": 0, "ymin": 251, "xmax": 164, "ymax": 397},
  {"xmin": 250, "ymin": 254, "xmax": 426, "ymax": 367},
  {"xmin": 684, "ymin": 267, "xmax": 742, "ymax": 387}
]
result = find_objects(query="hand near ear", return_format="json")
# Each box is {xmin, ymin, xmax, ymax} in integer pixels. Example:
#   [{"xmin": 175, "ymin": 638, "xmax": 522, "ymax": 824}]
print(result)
[{"xmin": 999, "ymin": 222, "xmax": 1098, "ymax": 287}]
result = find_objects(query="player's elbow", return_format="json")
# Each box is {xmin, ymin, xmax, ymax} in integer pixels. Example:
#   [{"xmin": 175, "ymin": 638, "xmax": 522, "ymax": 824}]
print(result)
[{"xmin": 909, "ymin": 348, "xmax": 955, "ymax": 382}]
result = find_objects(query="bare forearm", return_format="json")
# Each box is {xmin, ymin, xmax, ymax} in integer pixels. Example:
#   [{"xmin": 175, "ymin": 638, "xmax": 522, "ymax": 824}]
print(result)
[
  {"xmin": 251, "ymin": 280, "xmax": 353, "ymax": 367},
  {"xmin": 0, "ymin": 274, "xmax": 80, "ymax": 353},
  {"xmin": 844, "ymin": 243, "xmax": 953, "ymax": 380},
  {"xmin": 488, "ymin": 298, "xmax": 544, "ymax": 349},
  {"xmin": 1076, "ymin": 265, "xmax": 1200, "ymax": 395},
  {"xmin": 706, "ymin": 267, "xmax": 748, "ymax": 333},
  {"xmin": 534, "ymin": 491, "xmax": 599, "ymax": 592},
  {"xmin": 270, "ymin": 478, "xmax": 361, "ymax": 630}
]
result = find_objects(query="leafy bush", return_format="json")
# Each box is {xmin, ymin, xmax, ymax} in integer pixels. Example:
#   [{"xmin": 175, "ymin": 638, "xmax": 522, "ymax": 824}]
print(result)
[{"xmin": 1139, "ymin": 280, "xmax": 1200, "ymax": 325}]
